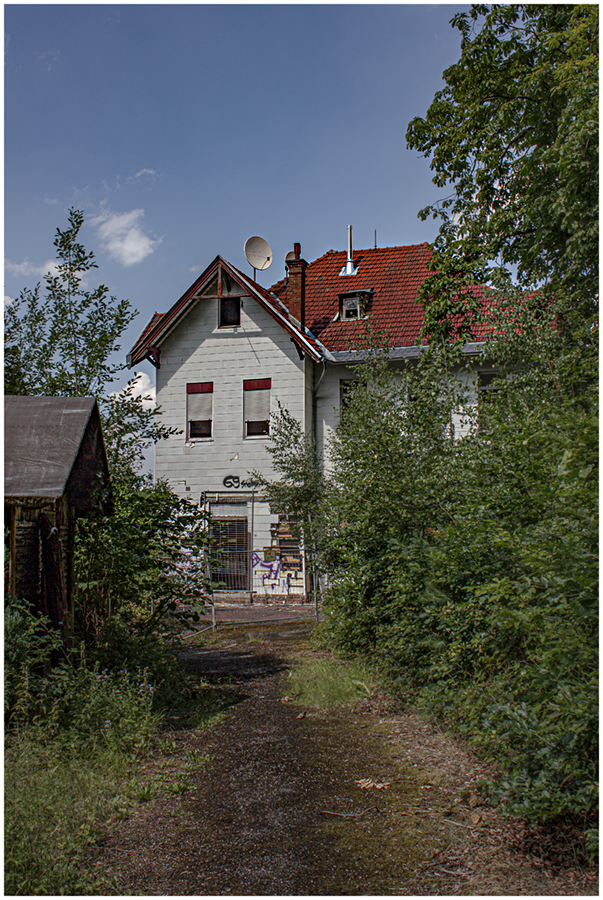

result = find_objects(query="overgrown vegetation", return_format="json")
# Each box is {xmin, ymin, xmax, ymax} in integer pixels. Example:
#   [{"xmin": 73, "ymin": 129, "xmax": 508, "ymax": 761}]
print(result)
[
  {"xmin": 286, "ymin": 657, "xmax": 378, "ymax": 708},
  {"xmin": 5, "ymin": 207, "xmax": 210, "ymax": 648},
  {"xmin": 4, "ymin": 211, "xmax": 212, "ymax": 892},
  {"xmin": 262, "ymin": 3, "xmax": 598, "ymax": 855},
  {"xmin": 5, "ymin": 739, "xmax": 127, "ymax": 895}
]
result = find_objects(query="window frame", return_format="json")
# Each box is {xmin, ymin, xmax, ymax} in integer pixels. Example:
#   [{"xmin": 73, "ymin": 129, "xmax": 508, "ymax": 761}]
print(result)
[
  {"xmin": 186, "ymin": 382, "xmax": 213, "ymax": 441},
  {"xmin": 338, "ymin": 289, "xmax": 372, "ymax": 322},
  {"xmin": 339, "ymin": 378, "xmax": 359, "ymax": 410},
  {"xmin": 219, "ymin": 296, "xmax": 242, "ymax": 328},
  {"xmin": 478, "ymin": 370, "xmax": 500, "ymax": 403},
  {"xmin": 243, "ymin": 378, "xmax": 271, "ymax": 438}
]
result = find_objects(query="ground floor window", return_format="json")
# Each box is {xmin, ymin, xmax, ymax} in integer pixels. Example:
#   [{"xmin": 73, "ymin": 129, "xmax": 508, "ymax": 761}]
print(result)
[{"xmin": 270, "ymin": 516, "xmax": 303, "ymax": 577}]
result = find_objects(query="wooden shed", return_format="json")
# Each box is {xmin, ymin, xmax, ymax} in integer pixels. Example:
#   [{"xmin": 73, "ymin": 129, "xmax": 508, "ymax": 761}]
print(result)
[{"xmin": 4, "ymin": 396, "xmax": 112, "ymax": 644}]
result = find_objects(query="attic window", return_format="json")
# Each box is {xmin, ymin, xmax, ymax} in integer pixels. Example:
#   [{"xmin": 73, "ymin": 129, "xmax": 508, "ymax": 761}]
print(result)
[
  {"xmin": 338, "ymin": 290, "xmax": 372, "ymax": 321},
  {"xmin": 220, "ymin": 297, "xmax": 241, "ymax": 327}
]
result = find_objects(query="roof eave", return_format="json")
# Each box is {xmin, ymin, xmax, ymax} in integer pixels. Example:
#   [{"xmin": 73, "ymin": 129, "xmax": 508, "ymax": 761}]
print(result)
[{"xmin": 329, "ymin": 340, "xmax": 488, "ymax": 364}]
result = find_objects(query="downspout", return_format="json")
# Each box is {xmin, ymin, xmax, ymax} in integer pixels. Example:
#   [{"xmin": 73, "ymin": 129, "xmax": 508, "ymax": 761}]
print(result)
[
  {"xmin": 311, "ymin": 359, "xmax": 327, "ymax": 619},
  {"xmin": 312, "ymin": 360, "xmax": 327, "ymax": 449}
]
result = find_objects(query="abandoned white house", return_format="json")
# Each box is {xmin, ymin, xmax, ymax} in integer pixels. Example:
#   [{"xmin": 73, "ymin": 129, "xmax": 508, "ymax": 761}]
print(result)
[{"xmin": 127, "ymin": 233, "xmax": 490, "ymax": 601}]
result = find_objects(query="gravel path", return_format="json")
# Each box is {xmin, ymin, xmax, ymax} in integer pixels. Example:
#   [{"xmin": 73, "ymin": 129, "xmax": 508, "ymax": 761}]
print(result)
[{"xmin": 94, "ymin": 621, "xmax": 598, "ymax": 896}]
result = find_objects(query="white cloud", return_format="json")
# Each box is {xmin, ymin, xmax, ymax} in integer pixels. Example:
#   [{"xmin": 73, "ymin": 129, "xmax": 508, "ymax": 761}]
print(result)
[
  {"xmin": 131, "ymin": 372, "xmax": 156, "ymax": 409},
  {"xmin": 110, "ymin": 372, "xmax": 156, "ymax": 410},
  {"xmin": 102, "ymin": 176, "xmax": 121, "ymax": 192},
  {"xmin": 129, "ymin": 168, "xmax": 158, "ymax": 182},
  {"xmin": 89, "ymin": 207, "xmax": 162, "ymax": 266},
  {"xmin": 4, "ymin": 258, "xmax": 59, "ymax": 280}
]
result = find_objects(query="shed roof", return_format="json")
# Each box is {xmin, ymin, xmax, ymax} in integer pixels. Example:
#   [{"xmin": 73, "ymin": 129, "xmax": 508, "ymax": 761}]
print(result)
[{"xmin": 4, "ymin": 396, "xmax": 111, "ymax": 515}]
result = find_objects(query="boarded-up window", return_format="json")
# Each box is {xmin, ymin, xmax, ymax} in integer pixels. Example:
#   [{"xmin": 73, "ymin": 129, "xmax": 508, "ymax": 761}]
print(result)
[
  {"xmin": 187, "ymin": 382, "xmax": 213, "ymax": 439},
  {"xmin": 270, "ymin": 516, "xmax": 302, "ymax": 573},
  {"xmin": 243, "ymin": 378, "xmax": 271, "ymax": 437}
]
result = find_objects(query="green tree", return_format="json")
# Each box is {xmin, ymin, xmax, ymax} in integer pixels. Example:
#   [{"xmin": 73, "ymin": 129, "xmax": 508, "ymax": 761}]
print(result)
[
  {"xmin": 5, "ymin": 208, "xmax": 136, "ymax": 397},
  {"xmin": 4, "ymin": 209, "xmax": 210, "ymax": 647},
  {"xmin": 406, "ymin": 4, "xmax": 598, "ymax": 341},
  {"xmin": 262, "ymin": 5, "xmax": 598, "ymax": 834}
]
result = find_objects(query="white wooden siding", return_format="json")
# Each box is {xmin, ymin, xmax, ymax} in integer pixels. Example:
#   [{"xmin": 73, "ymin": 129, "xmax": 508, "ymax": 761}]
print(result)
[{"xmin": 156, "ymin": 293, "xmax": 306, "ymax": 497}]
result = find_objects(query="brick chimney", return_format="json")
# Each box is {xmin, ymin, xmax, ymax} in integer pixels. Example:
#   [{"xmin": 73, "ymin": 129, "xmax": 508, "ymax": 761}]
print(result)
[{"xmin": 286, "ymin": 242, "xmax": 307, "ymax": 328}]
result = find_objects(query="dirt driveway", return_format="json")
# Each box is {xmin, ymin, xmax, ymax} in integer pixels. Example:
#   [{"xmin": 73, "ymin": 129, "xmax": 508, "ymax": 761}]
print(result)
[{"xmin": 95, "ymin": 620, "xmax": 597, "ymax": 896}]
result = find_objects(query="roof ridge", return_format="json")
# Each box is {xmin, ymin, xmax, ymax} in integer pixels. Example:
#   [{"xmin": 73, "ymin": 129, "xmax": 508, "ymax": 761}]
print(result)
[{"xmin": 308, "ymin": 241, "xmax": 430, "ymax": 262}]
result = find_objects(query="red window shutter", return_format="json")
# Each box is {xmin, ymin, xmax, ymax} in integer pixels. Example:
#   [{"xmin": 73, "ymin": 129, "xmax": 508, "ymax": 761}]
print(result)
[
  {"xmin": 187, "ymin": 382, "xmax": 213, "ymax": 393},
  {"xmin": 243, "ymin": 378, "xmax": 271, "ymax": 391}
]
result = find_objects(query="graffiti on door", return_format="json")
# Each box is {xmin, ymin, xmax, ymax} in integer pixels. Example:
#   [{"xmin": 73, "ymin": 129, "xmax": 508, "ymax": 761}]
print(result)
[{"xmin": 251, "ymin": 551, "xmax": 281, "ymax": 581}]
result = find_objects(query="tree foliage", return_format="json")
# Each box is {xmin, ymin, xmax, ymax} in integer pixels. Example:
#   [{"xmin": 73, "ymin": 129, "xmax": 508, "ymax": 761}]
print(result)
[
  {"xmin": 5, "ymin": 208, "xmax": 136, "ymax": 397},
  {"xmin": 406, "ymin": 3, "xmax": 598, "ymax": 339},
  {"xmin": 263, "ymin": 5, "xmax": 598, "ymax": 836},
  {"xmin": 4, "ymin": 209, "xmax": 210, "ymax": 651}
]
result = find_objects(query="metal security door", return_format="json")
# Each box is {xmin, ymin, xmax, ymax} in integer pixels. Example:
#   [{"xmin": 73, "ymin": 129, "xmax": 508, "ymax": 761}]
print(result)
[{"xmin": 209, "ymin": 517, "xmax": 249, "ymax": 591}]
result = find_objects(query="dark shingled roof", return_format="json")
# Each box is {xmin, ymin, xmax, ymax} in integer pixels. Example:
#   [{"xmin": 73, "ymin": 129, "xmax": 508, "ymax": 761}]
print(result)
[{"xmin": 4, "ymin": 396, "xmax": 111, "ymax": 514}]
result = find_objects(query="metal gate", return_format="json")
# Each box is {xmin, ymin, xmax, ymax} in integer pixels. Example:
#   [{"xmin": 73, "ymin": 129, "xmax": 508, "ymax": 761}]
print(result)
[{"xmin": 209, "ymin": 516, "xmax": 249, "ymax": 591}]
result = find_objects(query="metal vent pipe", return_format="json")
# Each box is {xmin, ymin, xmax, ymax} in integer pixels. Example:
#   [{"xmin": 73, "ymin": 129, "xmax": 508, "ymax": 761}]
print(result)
[{"xmin": 345, "ymin": 225, "xmax": 355, "ymax": 275}]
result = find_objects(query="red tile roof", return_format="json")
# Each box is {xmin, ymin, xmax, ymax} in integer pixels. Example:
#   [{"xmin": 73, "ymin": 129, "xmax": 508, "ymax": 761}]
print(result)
[
  {"xmin": 270, "ymin": 243, "xmax": 434, "ymax": 352},
  {"xmin": 128, "ymin": 243, "xmax": 494, "ymax": 369}
]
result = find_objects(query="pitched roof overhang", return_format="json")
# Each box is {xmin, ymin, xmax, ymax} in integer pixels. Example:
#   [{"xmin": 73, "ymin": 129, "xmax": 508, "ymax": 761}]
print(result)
[
  {"xmin": 4, "ymin": 396, "xmax": 112, "ymax": 516},
  {"xmin": 127, "ymin": 256, "xmax": 329, "ymax": 368}
]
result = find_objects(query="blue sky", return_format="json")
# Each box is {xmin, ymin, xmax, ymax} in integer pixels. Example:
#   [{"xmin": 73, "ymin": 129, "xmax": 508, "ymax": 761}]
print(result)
[{"xmin": 5, "ymin": 3, "xmax": 468, "ymax": 395}]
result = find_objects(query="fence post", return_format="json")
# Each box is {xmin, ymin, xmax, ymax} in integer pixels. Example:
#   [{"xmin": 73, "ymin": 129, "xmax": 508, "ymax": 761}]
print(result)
[{"xmin": 248, "ymin": 491, "xmax": 255, "ymax": 606}]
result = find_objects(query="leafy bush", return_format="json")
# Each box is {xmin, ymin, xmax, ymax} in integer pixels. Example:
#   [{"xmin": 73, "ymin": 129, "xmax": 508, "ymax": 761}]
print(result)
[
  {"xmin": 5, "ymin": 596, "xmax": 64, "ymax": 724},
  {"xmin": 73, "ymin": 472, "xmax": 210, "ymax": 646},
  {"xmin": 266, "ymin": 323, "xmax": 597, "ymax": 833}
]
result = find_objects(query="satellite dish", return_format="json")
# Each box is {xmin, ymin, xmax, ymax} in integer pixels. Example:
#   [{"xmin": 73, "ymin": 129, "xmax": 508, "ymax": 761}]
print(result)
[
  {"xmin": 285, "ymin": 250, "xmax": 296, "ymax": 267},
  {"xmin": 244, "ymin": 236, "xmax": 273, "ymax": 278}
]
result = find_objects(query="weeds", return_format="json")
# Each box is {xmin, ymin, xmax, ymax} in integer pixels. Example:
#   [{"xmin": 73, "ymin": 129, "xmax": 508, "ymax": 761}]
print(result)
[
  {"xmin": 4, "ymin": 596, "xmax": 227, "ymax": 896},
  {"xmin": 286, "ymin": 657, "xmax": 379, "ymax": 708},
  {"xmin": 4, "ymin": 738, "xmax": 126, "ymax": 895}
]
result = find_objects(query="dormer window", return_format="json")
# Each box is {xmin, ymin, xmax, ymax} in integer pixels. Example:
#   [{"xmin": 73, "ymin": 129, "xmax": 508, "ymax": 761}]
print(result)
[
  {"xmin": 338, "ymin": 290, "xmax": 372, "ymax": 321},
  {"xmin": 342, "ymin": 296, "xmax": 360, "ymax": 319}
]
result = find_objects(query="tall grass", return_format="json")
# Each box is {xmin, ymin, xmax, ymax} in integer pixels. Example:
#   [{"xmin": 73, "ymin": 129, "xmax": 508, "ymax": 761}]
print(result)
[
  {"xmin": 4, "ymin": 598, "xmax": 187, "ymax": 895},
  {"xmin": 5, "ymin": 738, "xmax": 127, "ymax": 895},
  {"xmin": 286, "ymin": 657, "xmax": 378, "ymax": 708}
]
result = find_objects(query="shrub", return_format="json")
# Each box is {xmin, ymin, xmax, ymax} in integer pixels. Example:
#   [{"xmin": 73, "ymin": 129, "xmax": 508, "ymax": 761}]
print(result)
[{"xmin": 5, "ymin": 737, "xmax": 124, "ymax": 895}]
